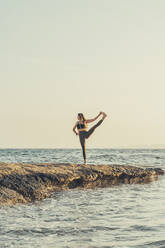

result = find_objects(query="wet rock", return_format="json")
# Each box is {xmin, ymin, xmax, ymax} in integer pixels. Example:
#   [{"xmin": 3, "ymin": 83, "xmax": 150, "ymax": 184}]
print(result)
[{"xmin": 0, "ymin": 162, "xmax": 164, "ymax": 206}]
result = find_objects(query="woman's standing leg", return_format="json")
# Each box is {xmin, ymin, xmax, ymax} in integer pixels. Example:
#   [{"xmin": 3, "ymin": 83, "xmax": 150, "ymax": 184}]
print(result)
[{"xmin": 79, "ymin": 133, "xmax": 87, "ymax": 164}]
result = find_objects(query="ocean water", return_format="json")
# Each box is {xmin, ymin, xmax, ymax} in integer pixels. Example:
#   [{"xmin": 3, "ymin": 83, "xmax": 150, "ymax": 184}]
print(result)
[{"xmin": 0, "ymin": 148, "xmax": 165, "ymax": 248}]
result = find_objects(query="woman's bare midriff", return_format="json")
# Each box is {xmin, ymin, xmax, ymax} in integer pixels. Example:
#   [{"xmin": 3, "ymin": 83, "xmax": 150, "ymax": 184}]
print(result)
[{"xmin": 78, "ymin": 128, "xmax": 87, "ymax": 132}]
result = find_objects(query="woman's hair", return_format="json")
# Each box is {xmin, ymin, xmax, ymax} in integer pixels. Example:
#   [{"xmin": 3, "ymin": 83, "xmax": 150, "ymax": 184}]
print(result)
[{"xmin": 78, "ymin": 113, "xmax": 86, "ymax": 122}]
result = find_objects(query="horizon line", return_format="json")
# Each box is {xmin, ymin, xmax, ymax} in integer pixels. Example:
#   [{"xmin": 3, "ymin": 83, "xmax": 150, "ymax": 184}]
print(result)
[{"xmin": 0, "ymin": 146, "xmax": 165, "ymax": 150}]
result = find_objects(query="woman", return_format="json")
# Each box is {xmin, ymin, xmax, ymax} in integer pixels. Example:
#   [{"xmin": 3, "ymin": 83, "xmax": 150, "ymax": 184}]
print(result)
[{"xmin": 73, "ymin": 111, "xmax": 107, "ymax": 165}]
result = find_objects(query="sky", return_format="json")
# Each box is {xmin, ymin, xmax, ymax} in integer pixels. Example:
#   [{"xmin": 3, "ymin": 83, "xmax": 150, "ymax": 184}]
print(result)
[{"xmin": 1, "ymin": 0, "xmax": 165, "ymax": 148}]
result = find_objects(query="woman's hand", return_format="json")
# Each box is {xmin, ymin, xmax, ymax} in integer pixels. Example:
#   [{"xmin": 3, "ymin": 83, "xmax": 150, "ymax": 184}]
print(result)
[{"xmin": 74, "ymin": 131, "xmax": 78, "ymax": 135}]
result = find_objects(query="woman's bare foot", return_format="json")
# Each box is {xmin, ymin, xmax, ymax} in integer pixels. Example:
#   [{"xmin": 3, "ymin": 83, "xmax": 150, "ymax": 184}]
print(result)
[
  {"xmin": 84, "ymin": 160, "xmax": 87, "ymax": 165},
  {"xmin": 102, "ymin": 112, "xmax": 107, "ymax": 120}
]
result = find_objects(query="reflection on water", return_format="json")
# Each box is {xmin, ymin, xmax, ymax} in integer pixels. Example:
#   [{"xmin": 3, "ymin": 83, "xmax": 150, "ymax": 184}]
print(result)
[{"xmin": 0, "ymin": 149, "xmax": 165, "ymax": 248}]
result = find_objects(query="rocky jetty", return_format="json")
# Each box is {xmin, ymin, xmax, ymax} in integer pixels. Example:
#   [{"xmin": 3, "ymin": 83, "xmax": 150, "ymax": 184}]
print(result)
[{"xmin": 0, "ymin": 162, "xmax": 164, "ymax": 206}]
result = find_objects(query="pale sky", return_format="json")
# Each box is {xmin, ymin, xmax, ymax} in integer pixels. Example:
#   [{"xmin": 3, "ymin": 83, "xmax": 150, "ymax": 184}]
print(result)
[{"xmin": 1, "ymin": 0, "xmax": 165, "ymax": 148}]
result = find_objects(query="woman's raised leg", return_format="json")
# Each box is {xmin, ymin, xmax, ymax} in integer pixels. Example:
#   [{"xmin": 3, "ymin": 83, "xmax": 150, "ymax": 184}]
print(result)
[
  {"xmin": 85, "ymin": 112, "xmax": 107, "ymax": 139},
  {"xmin": 85, "ymin": 119, "xmax": 103, "ymax": 139}
]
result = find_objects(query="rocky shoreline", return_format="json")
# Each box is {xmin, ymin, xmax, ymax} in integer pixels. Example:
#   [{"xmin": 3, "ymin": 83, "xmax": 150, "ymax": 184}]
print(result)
[{"xmin": 0, "ymin": 162, "xmax": 164, "ymax": 206}]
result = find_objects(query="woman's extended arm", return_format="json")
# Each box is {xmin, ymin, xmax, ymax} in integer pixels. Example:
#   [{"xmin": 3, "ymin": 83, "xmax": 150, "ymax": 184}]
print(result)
[
  {"xmin": 73, "ymin": 121, "xmax": 79, "ymax": 135},
  {"xmin": 86, "ymin": 112, "xmax": 102, "ymax": 123}
]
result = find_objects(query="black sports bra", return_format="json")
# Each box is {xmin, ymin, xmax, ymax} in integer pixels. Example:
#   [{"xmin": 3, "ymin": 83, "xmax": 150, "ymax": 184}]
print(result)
[{"xmin": 77, "ymin": 121, "xmax": 87, "ymax": 130}]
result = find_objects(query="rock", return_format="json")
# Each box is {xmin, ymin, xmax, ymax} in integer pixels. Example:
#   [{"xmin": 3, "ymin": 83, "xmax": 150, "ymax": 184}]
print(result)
[{"xmin": 0, "ymin": 162, "xmax": 164, "ymax": 206}]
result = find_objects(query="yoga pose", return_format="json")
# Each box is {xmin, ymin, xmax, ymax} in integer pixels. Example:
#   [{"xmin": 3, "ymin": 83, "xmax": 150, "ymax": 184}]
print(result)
[{"xmin": 73, "ymin": 112, "xmax": 107, "ymax": 165}]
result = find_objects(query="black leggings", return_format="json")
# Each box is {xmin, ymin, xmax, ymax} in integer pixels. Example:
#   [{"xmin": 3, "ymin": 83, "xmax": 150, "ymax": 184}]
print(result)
[{"xmin": 79, "ymin": 119, "xmax": 103, "ymax": 161}]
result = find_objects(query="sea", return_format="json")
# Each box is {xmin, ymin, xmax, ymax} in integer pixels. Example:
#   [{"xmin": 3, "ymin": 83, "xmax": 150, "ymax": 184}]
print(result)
[{"xmin": 0, "ymin": 148, "xmax": 165, "ymax": 248}]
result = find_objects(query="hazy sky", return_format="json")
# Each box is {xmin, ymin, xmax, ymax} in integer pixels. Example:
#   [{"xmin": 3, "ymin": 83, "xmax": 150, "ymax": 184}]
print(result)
[{"xmin": 1, "ymin": 0, "xmax": 165, "ymax": 148}]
